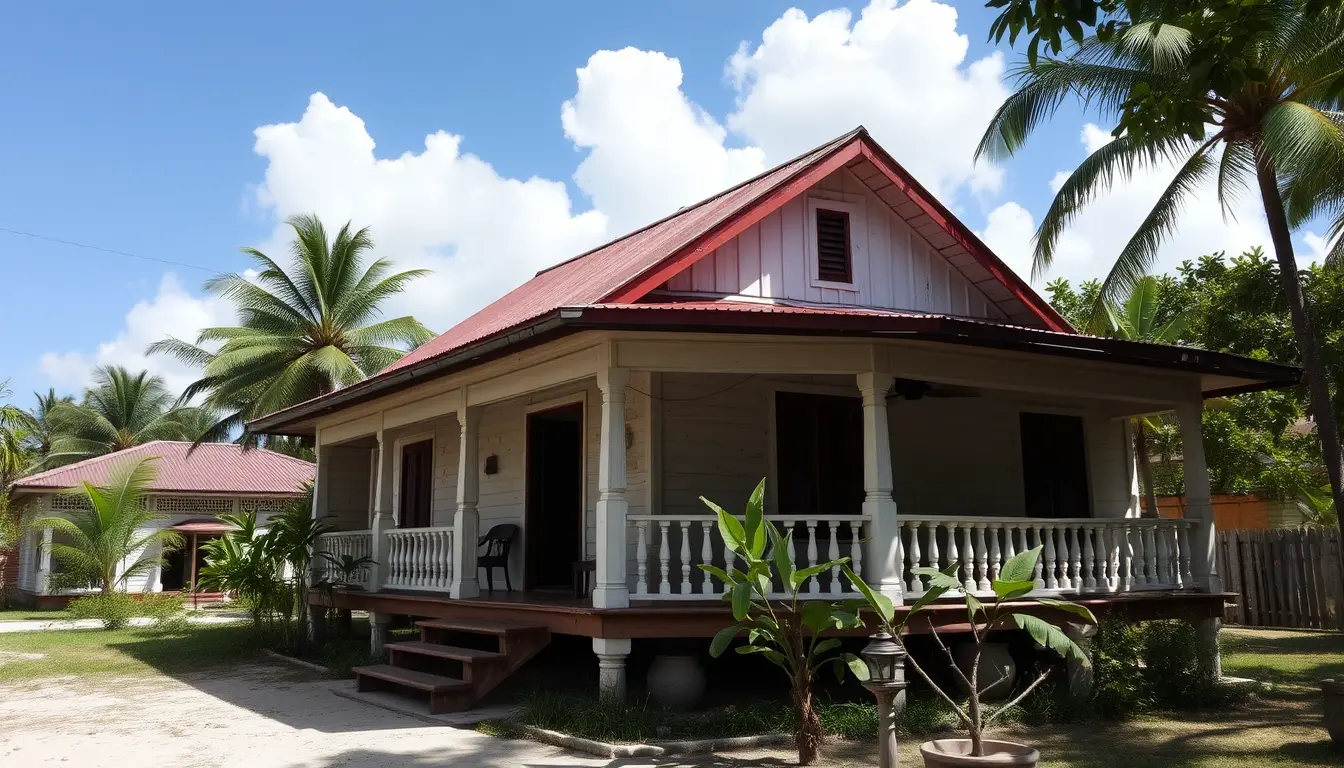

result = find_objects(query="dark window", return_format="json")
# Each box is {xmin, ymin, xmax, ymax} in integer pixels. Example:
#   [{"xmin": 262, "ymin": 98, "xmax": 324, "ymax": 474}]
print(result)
[
  {"xmin": 815, "ymin": 208, "xmax": 852, "ymax": 283},
  {"xmin": 775, "ymin": 391, "xmax": 864, "ymax": 517},
  {"xmin": 1019, "ymin": 412, "xmax": 1090, "ymax": 519},
  {"xmin": 399, "ymin": 440, "xmax": 434, "ymax": 528}
]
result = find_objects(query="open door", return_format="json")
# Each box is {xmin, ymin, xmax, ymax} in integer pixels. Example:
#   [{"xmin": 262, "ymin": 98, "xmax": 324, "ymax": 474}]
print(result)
[{"xmin": 524, "ymin": 404, "xmax": 584, "ymax": 590}]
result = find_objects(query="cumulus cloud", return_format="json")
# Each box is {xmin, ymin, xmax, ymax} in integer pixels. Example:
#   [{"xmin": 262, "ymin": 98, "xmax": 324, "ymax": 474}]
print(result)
[
  {"xmin": 38, "ymin": 274, "xmax": 233, "ymax": 396},
  {"xmin": 983, "ymin": 124, "xmax": 1271, "ymax": 285},
  {"xmin": 726, "ymin": 0, "xmax": 1009, "ymax": 197},
  {"xmin": 562, "ymin": 48, "xmax": 766, "ymax": 235}
]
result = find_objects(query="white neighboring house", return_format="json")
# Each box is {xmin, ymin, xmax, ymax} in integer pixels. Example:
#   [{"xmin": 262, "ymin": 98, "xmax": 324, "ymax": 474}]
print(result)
[{"xmin": 8, "ymin": 441, "xmax": 314, "ymax": 608}]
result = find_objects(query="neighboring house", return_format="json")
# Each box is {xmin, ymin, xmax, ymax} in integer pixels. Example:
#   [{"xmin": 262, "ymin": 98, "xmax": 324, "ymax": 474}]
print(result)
[
  {"xmin": 1158, "ymin": 495, "xmax": 1309, "ymax": 529},
  {"xmin": 249, "ymin": 127, "xmax": 1300, "ymax": 713},
  {"xmin": 9, "ymin": 441, "xmax": 314, "ymax": 608}
]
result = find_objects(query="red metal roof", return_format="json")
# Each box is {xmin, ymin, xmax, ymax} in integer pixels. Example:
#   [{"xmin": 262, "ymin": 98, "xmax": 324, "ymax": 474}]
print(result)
[
  {"xmin": 378, "ymin": 129, "xmax": 862, "ymax": 378},
  {"xmin": 12, "ymin": 442, "xmax": 314, "ymax": 495}
]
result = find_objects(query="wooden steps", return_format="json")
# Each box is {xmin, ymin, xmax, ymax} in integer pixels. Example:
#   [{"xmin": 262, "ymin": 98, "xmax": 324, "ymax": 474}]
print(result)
[{"xmin": 352, "ymin": 617, "xmax": 550, "ymax": 714}]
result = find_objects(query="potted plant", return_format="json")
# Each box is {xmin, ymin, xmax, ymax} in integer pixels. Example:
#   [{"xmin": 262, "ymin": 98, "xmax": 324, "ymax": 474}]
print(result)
[{"xmin": 853, "ymin": 546, "xmax": 1096, "ymax": 767}]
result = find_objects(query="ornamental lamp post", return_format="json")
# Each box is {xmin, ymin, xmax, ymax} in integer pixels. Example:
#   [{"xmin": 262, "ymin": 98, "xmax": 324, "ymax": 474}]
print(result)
[{"xmin": 861, "ymin": 630, "xmax": 908, "ymax": 768}]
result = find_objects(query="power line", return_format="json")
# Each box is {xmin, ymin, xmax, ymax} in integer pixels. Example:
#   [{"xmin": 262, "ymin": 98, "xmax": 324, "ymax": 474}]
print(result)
[{"xmin": 0, "ymin": 226, "xmax": 220, "ymax": 274}]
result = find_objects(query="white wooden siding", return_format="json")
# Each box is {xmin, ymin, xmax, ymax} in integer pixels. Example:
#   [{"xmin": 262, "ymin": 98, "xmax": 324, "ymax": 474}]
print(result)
[{"xmin": 663, "ymin": 169, "xmax": 1007, "ymax": 320}]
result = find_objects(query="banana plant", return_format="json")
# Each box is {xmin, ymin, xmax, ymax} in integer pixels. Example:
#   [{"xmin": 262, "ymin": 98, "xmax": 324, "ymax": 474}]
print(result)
[{"xmin": 698, "ymin": 478, "xmax": 866, "ymax": 766}]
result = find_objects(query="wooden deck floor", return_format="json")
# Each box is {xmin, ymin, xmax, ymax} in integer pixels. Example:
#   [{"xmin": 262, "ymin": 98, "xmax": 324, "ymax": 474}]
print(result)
[{"xmin": 319, "ymin": 588, "xmax": 1231, "ymax": 639}]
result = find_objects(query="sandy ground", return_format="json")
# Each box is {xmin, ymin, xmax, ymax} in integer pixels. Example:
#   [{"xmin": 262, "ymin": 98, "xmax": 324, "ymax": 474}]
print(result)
[{"xmin": 0, "ymin": 661, "xmax": 620, "ymax": 768}]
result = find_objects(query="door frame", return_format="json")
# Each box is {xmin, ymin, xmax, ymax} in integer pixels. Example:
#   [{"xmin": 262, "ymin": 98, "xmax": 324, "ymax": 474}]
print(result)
[
  {"xmin": 522, "ymin": 392, "xmax": 587, "ymax": 591},
  {"xmin": 392, "ymin": 431, "xmax": 435, "ymax": 527}
]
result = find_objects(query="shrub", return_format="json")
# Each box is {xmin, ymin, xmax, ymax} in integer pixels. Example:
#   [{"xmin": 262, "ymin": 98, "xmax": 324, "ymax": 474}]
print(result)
[
  {"xmin": 1141, "ymin": 620, "xmax": 1235, "ymax": 709},
  {"xmin": 67, "ymin": 593, "xmax": 140, "ymax": 630},
  {"xmin": 1091, "ymin": 618, "xmax": 1149, "ymax": 718},
  {"xmin": 138, "ymin": 593, "xmax": 188, "ymax": 633}
]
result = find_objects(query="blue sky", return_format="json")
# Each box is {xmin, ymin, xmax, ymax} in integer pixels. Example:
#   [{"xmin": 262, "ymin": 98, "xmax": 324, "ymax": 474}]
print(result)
[{"xmin": 0, "ymin": 1, "xmax": 1323, "ymax": 404}]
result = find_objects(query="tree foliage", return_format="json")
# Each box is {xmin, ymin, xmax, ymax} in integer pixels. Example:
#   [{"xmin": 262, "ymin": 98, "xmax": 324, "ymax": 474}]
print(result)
[
  {"xmin": 43, "ymin": 366, "xmax": 206, "ymax": 468},
  {"xmin": 33, "ymin": 456, "xmax": 182, "ymax": 594},
  {"xmin": 149, "ymin": 214, "xmax": 435, "ymax": 445}
]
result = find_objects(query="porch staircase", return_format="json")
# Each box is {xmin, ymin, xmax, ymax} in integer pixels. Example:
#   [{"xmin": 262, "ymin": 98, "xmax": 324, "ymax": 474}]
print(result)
[{"xmin": 352, "ymin": 618, "xmax": 551, "ymax": 714}]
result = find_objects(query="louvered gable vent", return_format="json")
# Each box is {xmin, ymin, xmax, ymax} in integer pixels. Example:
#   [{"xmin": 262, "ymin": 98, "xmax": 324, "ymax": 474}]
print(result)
[{"xmin": 815, "ymin": 207, "xmax": 851, "ymax": 283}]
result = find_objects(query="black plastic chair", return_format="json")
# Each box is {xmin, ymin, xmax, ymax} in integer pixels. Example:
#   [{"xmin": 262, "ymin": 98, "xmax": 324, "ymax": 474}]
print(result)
[{"xmin": 477, "ymin": 523, "xmax": 518, "ymax": 593}]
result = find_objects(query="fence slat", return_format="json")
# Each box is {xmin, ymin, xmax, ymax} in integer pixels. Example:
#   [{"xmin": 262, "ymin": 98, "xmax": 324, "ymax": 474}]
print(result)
[{"xmin": 1217, "ymin": 527, "xmax": 1342, "ymax": 630}]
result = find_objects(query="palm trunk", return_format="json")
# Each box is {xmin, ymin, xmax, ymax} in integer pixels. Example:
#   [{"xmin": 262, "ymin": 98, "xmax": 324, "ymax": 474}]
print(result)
[
  {"xmin": 1256, "ymin": 155, "xmax": 1344, "ymax": 629},
  {"xmin": 792, "ymin": 667, "xmax": 822, "ymax": 765},
  {"xmin": 1133, "ymin": 419, "xmax": 1161, "ymax": 518}
]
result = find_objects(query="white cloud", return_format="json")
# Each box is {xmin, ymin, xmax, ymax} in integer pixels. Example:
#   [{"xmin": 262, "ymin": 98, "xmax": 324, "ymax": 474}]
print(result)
[
  {"xmin": 1303, "ymin": 232, "xmax": 1334, "ymax": 266},
  {"xmin": 984, "ymin": 124, "xmax": 1271, "ymax": 286},
  {"xmin": 39, "ymin": 274, "xmax": 233, "ymax": 396},
  {"xmin": 726, "ymin": 0, "xmax": 1009, "ymax": 198},
  {"xmin": 562, "ymin": 48, "xmax": 766, "ymax": 235}
]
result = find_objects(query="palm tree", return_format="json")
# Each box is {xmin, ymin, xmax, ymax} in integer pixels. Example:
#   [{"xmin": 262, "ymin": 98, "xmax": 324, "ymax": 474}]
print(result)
[
  {"xmin": 148, "ymin": 214, "xmax": 435, "ymax": 444},
  {"xmin": 1104, "ymin": 276, "xmax": 1189, "ymax": 517},
  {"xmin": 34, "ymin": 456, "xmax": 182, "ymax": 595},
  {"xmin": 44, "ymin": 367, "xmax": 200, "ymax": 468},
  {"xmin": 977, "ymin": 4, "xmax": 1344, "ymax": 539},
  {"xmin": 0, "ymin": 380, "xmax": 36, "ymax": 490},
  {"xmin": 26, "ymin": 388, "xmax": 72, "ymax": 463}
]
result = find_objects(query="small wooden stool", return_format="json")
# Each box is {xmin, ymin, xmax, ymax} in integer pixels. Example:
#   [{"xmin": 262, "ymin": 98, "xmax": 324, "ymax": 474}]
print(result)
[{"xmin": 572, "ymin": 559, "xmax": 596, "ymax": 598}]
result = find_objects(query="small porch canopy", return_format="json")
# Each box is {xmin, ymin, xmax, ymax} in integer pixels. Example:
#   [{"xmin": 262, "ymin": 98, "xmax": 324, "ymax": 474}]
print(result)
[{"xmin": 253, "ymin": 317, "xmax": 1298, "ymax": 611}]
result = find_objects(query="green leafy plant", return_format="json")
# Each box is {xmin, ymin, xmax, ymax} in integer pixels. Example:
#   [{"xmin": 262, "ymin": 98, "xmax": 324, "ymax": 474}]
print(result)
[
  {"xmin": 67, "ymin": 592, "xmax": 141, "ymax": 630},
  {"xmin": 856, "ymin": 546, "xmax": 1096, "ymax": 758},
  {"xmin": 33, "ymin": 456, "xmax": 182, "ymax": 594},
  {"xmin": 198, "ymin": 511, "xmax": 288, "ymax": 635},
  {"xmin": 698, "ymin": 479, "xmax": 866, "ymax": 766}
]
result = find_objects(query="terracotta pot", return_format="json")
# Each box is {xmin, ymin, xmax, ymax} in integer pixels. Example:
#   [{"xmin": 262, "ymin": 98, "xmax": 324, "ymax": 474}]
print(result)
[
  {"xmin": 920, "ymin": 739, "xmax": 1039, "ymax": 767},
  {"xmin": 646, "ymin": 654, "xmax": 705, "ymax": 710},
  {"xmin": 1323, "ymin": 678, "xmax": 1344, "ymax": 746},
  {"xmin": 953, "ymin": 642, "xmax": 1017, "ymax": 702}
]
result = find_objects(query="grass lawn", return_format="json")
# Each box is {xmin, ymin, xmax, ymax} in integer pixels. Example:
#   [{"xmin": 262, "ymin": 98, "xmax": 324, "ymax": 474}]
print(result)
[
  {"xmin": 0, "ymin": 608, "xmax": 73, "ymax": 622},
  {"xmin": 0, "ymin": 623, "xmax": 265, "ymax": 682}
]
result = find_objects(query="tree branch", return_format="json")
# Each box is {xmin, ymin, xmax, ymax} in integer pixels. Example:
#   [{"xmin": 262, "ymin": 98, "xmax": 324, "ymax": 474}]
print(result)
[
  {"xmin": 905, "ymin": 652, "xmax": 973, "ymax": 729},
  {"xmin": 928, "ymin": 619, "xmax": 974, "ymax": 690},
  {"xmin": 984, "ymin": 668, "xmax": 1054, "ymax": 727}
]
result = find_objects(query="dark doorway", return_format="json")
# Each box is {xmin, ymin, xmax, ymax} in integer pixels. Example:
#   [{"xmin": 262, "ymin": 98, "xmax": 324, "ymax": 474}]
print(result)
[
  {"xmin": 399, "ymin": 439, "xmax": 434, "ymax": 529},
  {"xmin": 525, "ymin": 404, "xmax": 584, "ymax": 590},
  {"xmin": 1020, "ymin": 412, "xmax": 1091, "ymax": 518},
  {"xmin": 775, "ymin": 391, "xmax": 865, "ymax": 517},
  {"xmin": 160, "ymin": 546, "xmax": 187, "ymax": 591}
]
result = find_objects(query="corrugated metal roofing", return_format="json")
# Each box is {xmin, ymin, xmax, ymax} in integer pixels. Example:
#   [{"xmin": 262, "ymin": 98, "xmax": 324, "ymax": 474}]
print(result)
[
  {"xmin": 378, "ymin": 130, "xmax": 860, "ymax": 378},
  {"xmin": 12, "ymin": 442, "xmax": 315, "ymax": 494}
]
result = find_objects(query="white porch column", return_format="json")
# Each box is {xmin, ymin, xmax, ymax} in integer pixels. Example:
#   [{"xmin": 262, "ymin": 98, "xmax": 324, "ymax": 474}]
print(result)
[
  {"xmin": 451, "ymin": 407, "xmax": 482, "ymax": 599},
  {"xmin": 35, "ymin": 527, "xmax": 53, "ymax": 595},
  {"xmin": 1176, "ymin": 401, "xmax": 1221, "ymax": 593},
  {"xmin": 367, "ymin": 430, "xmax": 393, "ymax": 592},
  {"xmin": 857, "ymin": 371, "xmax": 903, "ymax": 602},
  {"xmin": 593, "ymin": 367, "xmax": 631, "ymax": 609},
  {"xmin": 593, "ymin": 637, "xmax": 631, "ymax": 699}
]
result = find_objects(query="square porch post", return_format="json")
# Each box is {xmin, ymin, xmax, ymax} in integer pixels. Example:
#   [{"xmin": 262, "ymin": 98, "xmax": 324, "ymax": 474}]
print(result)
[
  {"xmin": 593, "ymin": 367, "xmax": 631, "ymax": 609},
  {"xmin": 452, "ymin": 406, "xmax": 482, "ymax": 599},
  {"xmin": 367, "ymin": 430, "xmax": 393, "ymax": 592},
  {"xmin": 1175, "ymin": 401, "xmax": 1221, "ymax": 593},
  {"xmin": 857, "ymin": 372, "xmax": 903, "ymax": 603}
]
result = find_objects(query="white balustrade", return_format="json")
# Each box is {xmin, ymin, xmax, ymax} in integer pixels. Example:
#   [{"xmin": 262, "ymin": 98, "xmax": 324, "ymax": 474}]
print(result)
[
  {"xmin": 627, "ymin": 514, "xmax": 868, "ymax": 600},
  {"xmin": 898, "ymin": 517, "xmax": 1200, "ymax": 597},
  {"xmin": 384, "ymin": 526, "xmax": 455, "ymax": 592},
  {"xmin": 316, "ymin": 530, "xmax": 373, "ymax": 588}
]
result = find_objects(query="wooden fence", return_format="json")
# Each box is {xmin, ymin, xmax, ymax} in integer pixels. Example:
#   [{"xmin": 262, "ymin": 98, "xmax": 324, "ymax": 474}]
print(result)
[{"xmin": 1216, "ymin": 528, "xmax": 1342, "ymax": 630}]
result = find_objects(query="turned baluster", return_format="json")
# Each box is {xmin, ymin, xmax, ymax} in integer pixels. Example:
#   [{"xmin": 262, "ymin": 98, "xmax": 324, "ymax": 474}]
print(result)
[
  {"xmin": 1042, "ymin": 525, "xmax": 1058, "ymax": 589},
  {"xmin": 959, "ymin": 525, "xmax": 976, "ymax": 592},
  {"xmin": 1143, "ymin": 524, "xmax": 1158, "ymax": 586},
  {"xmin": 988, "ymin": 524, "xmax": 1003, "ymax": 584},
  {"xmin": 945, "ymin": 523, "xmax": 962, "ymax": 587},
  {"xmin": 849, "ymin": 521, "xmax": 863, "ymax": 592},
  {"xmin": 679, "ymin": 521, "xmax": 693, "ymax": 594},
  {"xmin": 658, "ymin": 520, "xmax": 672, "ymax": 595},
  {"xmin": 636, "ymin": 522, "xmax": 649, "ymax": 595},
  {"xmin": 906, "ymin": 523, "xmax": 923, "ymax": 597},
  {"xmin": 1082, "ymin": 526, "xmax": 1096, "ymax": 590},
  {"xmin": 806, "ymin": 519, "xmax": 820, "ymax": 594},
  {"xmin": 974, "ymin": 524, "xmax": 990, "ymax": 591},
  {"xmin": 1178, "ymin": 523, "xmax": 1194, "ymax": 587},
  {"xmin": 828, "ymin": 521, "xmax": 842, "ymax": 595},
  {"xmin": 700, "ymin": 521, "xmax": 714, "ymax": 594}
]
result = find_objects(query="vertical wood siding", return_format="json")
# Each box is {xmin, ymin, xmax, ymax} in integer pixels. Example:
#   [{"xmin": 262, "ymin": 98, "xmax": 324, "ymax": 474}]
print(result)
[{"xmin": 664, "ymin": 169, "xmax": 1006, "ymax": 320}]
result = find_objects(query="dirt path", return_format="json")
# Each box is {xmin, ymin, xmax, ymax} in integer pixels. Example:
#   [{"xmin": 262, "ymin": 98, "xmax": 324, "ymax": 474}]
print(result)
[{"xmin": 0, "ymin": 661, "xmax": 607, "ymax": 768}]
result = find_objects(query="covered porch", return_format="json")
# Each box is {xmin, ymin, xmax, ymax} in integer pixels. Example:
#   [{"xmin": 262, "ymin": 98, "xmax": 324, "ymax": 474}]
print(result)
[{"xmin": 308, "ymin": 331, "xmax": 1226, "ymax": 617}]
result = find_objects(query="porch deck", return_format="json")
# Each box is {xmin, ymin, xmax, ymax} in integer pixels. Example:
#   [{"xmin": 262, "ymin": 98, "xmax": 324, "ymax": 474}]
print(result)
[{"xmin": 319, "ymin": 586, "xmax": 1230, "ymax": 640}]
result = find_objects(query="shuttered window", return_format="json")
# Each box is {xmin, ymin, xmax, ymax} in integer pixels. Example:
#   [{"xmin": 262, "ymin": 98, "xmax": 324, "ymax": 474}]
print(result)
[{"xmin": 815, "ymin": 208, "xmax": 852, "ymax": 283}]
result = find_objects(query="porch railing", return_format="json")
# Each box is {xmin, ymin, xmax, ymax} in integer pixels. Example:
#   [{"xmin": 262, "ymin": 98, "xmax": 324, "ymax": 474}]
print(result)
[
  {"xmin": 899, "ymin": 516, "xmax": 1199, "ymax": 598},
  {"xmin": 315, "ymin": 530, "xmax": 373, "ymax": 588},
  {"xmin": 627, "ymin": 514, "xmax": 869, "ymax": 600},
  {"xmin": 384, "ymin": 526, "xmax": 455, "ymax": 592}
]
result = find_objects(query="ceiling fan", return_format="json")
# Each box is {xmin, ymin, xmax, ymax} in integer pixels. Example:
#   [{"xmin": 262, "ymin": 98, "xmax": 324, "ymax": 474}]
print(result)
[{"xmin": 886, "ymin": 377, "xmax": 980, "ymax": 401}]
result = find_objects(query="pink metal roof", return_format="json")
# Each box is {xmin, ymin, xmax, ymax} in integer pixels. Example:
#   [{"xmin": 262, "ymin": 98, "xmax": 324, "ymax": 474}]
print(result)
[{"xmin": 13, "ymin": 442, "xmax": 314, "ymax": 495}]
